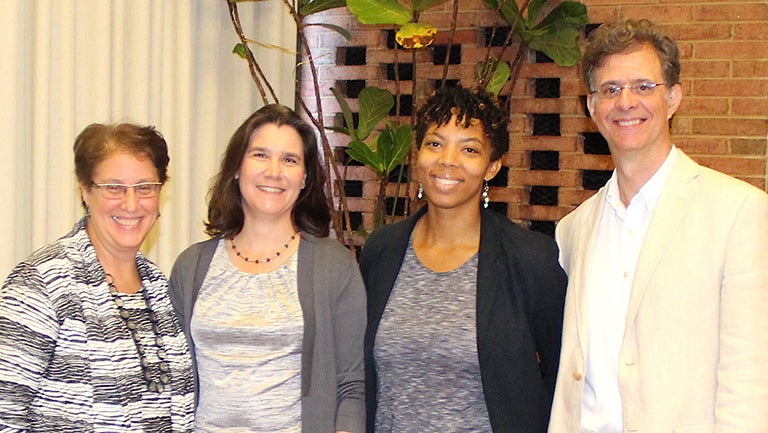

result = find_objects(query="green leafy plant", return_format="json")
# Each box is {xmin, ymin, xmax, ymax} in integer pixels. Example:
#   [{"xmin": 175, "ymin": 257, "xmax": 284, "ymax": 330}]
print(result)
[
  {"xmin": 331, "ymin": 87, "xmax": 413, "ymax": 230},
  {"xmin": 225, "ymin": 0, "xmax": 588, "ymax": 246},
  {"xmin": 477, "ymin": 0, "xmax": 588, "ymax": 92},
  {"xmin": 341, "ymin": 0, "xmax": 588, "ymax": 230}
]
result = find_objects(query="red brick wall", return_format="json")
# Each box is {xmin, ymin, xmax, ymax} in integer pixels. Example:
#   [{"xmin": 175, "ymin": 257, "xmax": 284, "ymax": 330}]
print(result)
[{"xmin": 302, "ymin": 0, "xmax": 767, "ymax": 235}]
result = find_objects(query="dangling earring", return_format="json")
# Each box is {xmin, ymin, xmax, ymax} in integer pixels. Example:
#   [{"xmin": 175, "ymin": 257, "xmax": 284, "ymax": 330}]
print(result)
[
  {"xmin": 157, "ymin": 211, "xmax": 162, "ymax": 218},
  {"xmin": 482, "ymin": 182, "xmax": 489, "ymax": 209},
  {"xmin": 417, "ymin": 182, "xmax": 423, "ymax": 199}
]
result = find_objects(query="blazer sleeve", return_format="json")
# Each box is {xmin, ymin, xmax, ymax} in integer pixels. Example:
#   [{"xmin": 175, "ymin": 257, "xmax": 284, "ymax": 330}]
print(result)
[{"xmin": 716, "ymin": 187, "xmax": 768, "ymax": 430}]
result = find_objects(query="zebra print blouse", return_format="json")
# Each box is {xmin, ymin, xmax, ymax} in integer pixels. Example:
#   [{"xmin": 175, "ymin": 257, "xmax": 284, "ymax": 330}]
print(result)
[{"xmin": 0, "ymin": 218, "xmax": 195, "ymax": 432}]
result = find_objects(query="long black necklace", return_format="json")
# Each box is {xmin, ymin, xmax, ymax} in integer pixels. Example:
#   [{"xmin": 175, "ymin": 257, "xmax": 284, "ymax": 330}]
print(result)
[
  {"xmin": 106, "ymin": 273, "xmax": 170, "ymax": 393},
  {"xmin": 230, "ymin": 230, "xmax": 299, "ymax": 264}
]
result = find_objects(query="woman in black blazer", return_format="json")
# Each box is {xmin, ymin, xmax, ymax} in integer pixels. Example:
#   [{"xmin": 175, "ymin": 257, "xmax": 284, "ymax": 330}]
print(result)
[{"xmin": 359, "ymin": 85, "xmax": 567, "ymax": 433}]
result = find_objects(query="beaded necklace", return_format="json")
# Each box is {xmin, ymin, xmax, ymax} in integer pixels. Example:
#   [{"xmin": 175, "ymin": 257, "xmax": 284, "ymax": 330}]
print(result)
[
  {"xmin": 106, "ymin": 273, "xmax": 170, "ymax": 393},
  {"xmin": 230, "ymin": 230, "xmax": 299, "ymax": 264}
]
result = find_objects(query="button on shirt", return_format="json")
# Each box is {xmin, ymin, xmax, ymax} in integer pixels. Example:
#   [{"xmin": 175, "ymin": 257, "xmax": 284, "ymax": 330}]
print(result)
[{"xmin": 581, "ymin": 147, "xmax": 678, "ymax": 433}]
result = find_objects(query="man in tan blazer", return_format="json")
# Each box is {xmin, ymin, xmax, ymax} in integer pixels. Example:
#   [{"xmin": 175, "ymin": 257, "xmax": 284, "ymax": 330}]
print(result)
[{"xmin": 549, "ymin": 19, "xmax": 768, "ymax": 433}]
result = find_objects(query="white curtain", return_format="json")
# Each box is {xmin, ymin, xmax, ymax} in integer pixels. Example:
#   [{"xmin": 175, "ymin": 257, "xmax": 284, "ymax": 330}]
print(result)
[{"xmin": 1, "ymin": 0, "xmax": 297, "ymax": 275}]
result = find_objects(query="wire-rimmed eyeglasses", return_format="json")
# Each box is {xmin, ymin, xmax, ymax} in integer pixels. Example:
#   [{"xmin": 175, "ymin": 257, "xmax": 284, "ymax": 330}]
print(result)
[
  {"xmin": 92, "ymin": 182, "xmax": 162, "ymax": 199},
  {"xmin": 590, "ymin": 81, "xmax": 666, "ymax": 99}
]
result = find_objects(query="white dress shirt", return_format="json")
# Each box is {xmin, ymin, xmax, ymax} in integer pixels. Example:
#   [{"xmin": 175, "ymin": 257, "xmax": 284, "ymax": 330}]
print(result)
[{"xmin": 580, "ymin": 147, "xmax": 678, "ymax": 433}]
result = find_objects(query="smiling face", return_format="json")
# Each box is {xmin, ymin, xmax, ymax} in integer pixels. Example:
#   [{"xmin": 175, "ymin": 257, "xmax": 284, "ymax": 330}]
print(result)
[
  {"xmin": 415, "ymin": 115, "xmax": 501, "ymax": 213},
  {"xmin": 81, "ymin": 151, "xmax": 161, "ymax": 261},
  {"xmin": 237, "ymin": 123, "xmax": 306, "ymax": 224},
  {"xmin": 587, "ymin": 44, "xmax": 682, "ymax": 159}
]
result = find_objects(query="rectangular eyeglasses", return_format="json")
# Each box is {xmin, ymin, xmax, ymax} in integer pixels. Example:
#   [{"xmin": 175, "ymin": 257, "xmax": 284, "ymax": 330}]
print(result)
[
  {"xmin": 591, "ymin": 81, "xmax": 666, "ymax": 99},
  {"xmin": 92, "ymin": 182, "xmax": 162, "ymax": 199}
]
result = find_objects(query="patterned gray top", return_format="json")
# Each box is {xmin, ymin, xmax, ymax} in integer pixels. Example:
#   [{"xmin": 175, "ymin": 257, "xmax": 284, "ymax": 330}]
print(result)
[
  {"xmin": 192, "ymin": 239, "xmax": 302, "ymax": 432},
  {"xmin": 0, "ymin": 218, "xmax": 195, "ymax": 432},
  {"xmin": 373, "ymin": 240, "xmax": 492, "ymax": 433}
]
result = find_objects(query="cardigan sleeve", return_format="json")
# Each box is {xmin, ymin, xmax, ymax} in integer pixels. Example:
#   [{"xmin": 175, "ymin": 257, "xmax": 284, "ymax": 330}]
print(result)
[{"xmin": 326, "ymin": 244, "xmax": 367, "ymax": 433}]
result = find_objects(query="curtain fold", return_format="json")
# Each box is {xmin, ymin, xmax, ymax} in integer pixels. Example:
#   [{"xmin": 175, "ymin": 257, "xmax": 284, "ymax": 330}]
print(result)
[{"xmin": 1, "ymin": 0, "xmax": 297, "ymax": 275}]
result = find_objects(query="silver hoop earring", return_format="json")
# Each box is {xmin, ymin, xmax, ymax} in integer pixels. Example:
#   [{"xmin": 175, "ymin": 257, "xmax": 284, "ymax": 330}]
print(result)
[
  {"xmin": 417, "ymin": 182, "xmax": 423, "ymax": 199},
  {"xmin": 482, "ymin": 182, "xmax": 489, "ymax": 209}
]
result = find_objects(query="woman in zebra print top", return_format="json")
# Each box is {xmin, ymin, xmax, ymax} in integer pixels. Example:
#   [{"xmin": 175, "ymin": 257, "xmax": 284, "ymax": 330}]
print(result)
[{"xmin": 0, "ymin": 123, "xmax": 195, "ymax": 432}]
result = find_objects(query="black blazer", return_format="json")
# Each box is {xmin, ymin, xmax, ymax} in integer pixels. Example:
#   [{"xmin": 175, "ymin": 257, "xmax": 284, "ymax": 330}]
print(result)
[{"xmin": 360, "ymin": 206, "xmax": 567, "ymax": 433}]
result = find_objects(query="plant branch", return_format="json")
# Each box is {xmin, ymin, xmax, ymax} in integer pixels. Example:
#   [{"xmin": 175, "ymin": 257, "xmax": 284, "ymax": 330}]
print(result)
[
  {"xmin": 227, "ymin": 0, "xmax": 279, "ymax": 104},
  {"xmin": 479, "ymin": 0, "xmax": 531, "ymax": 88},
  {"xmin": 441, "ymin": 0, "xmax": 460, "ymax": 86},
  {"xmin": 295, "ymin": 24, "xmax": 356, "ymax": 251}
]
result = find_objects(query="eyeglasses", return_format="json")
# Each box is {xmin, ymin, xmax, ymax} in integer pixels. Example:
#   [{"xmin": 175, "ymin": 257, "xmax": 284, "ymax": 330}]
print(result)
[
  {"xmin": 591, "ymin": 81, "xmax": 666, "ymax": 99},
  {"xmin": 92, "ymin": 182, "xmax": 162, "ymax": 199}
]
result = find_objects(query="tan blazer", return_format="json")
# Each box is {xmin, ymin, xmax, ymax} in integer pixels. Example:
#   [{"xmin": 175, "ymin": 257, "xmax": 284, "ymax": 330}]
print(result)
[{"xmin": 549, "ymin": 151, "xmax": 768, "ymax": 433}]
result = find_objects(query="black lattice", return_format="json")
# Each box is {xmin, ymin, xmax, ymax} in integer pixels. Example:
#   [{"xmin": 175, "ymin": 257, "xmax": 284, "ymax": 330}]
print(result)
[
  {"xmin": 529, "ymin": 220, "xmax": 556, "ymax": 237},
  {"xmin": 530, "ymin": 151, "xmax": 559, "ymax": 170},
  {"xmin": 432, "ymin": 44, "xmax": 462, "ymax": 65},
  {"xmin": 582, "ymin": 132, "xmax": 610, "ymax": 155},
  {"xmin": 532, "ymin": 113, "xmax": 561, "ymax": 136},
  {"xmin": 338, "ymin": 46, "xmax": 366, "ymax": 65},
  {"xmin": 535, "ymin": 78, "xmax": 560, "ymax": 98},
  {"xmin": 530, "ymin": 186, "xmax": 558, "ymax": 206},
  {"xmin": 582, "ymin": 170, "xmax": 612, "ymax": 190},
  {"xmin": 385, "ymin": 63, "xmax": 414, "ymax": 81}
]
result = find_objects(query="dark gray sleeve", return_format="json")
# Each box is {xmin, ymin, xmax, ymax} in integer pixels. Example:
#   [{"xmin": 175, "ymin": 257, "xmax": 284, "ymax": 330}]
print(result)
[{"xmin": 327, "ymin": 243, "xmax": 367, "ymax": 433}]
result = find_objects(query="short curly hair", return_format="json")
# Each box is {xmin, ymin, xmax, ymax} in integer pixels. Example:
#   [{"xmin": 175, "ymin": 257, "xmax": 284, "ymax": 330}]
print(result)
[
  {"xmin": 415, "ymin": 85, "xmax": 509, "ymax": 161},
  {"xmin": 581, "ymin": 18, "xmax": 681, "ymax": 91}
]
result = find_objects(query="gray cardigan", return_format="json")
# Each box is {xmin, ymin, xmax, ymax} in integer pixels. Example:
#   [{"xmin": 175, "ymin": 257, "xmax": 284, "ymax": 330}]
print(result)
[{"xmin": 168, "ymin": 233, "xmax": 366, "ymax": 433}]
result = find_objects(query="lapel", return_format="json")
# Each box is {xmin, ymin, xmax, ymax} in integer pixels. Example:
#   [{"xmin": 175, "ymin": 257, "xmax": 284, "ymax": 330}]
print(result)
[
  {"xmin": 569, "ymin": 189, "xmax": 606, "ymax": 359},
  {"xmin": 624, "ymin": 152, "xmax": 701, "ymax": 331},
  {"xmin": 296, "ymin": 232, "xmax": 316, "ymax": 395},
  {"xmin": 476, "ymin": 209, "xmax": 506, "ymax": 341}
]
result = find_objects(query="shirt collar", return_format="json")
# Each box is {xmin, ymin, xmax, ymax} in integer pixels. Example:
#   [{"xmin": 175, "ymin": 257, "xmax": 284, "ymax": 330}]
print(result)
[{"xmin": 605, "ymin": 145, "xmax": 678, "ymax": 213}]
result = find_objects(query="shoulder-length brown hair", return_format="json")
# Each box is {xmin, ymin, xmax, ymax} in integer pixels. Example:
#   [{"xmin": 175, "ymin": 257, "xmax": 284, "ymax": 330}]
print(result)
[{"xmin": 205, "ymin": 104, "xmax": 330, "ymax": 238}]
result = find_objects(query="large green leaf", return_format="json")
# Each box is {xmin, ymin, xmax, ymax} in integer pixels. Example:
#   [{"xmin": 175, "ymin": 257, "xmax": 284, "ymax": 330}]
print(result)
[
  {"xmin": 395, "ymin": 22, "xmax": 437, "ymax": 48},
  {"xmin": 384, "ymin": 123, "xmax": 413, "ymax": 174},
  {"xmin": 375, "ymin": 126, "xmax": 396, "ymax": 174},
  {"xmin": 528, "ymin": 27, "xmax": 582, "ymax": 66},
  {"xmin": 526, "ymin": 0, "xmax": 547, "ymax": 26},
  {"xmin": 346, "ymin": 139, "xmax": 384, "ymax": 172},
  {"xmin": 357, "ymin": 87, "xmax": 394, "ymax": 140},
  {"xmin": 300, "ymin": 0, "xmax": 346, "ymax": 16},
  {"xmin": 347, "ymin": 0, "xmax": 412, "ymax": 25},
  {"xmin": 345, "ymin": 123, "xmax": 411, "ymax": 176},
  {"xmin": 330, "ymin": 87, "xmax": 357, "ymax": 139},
  {"xmin": 534, "ymin": 1, "xmax": 589, "ymax": 31},
  {"xmin": 484, "ymin": 60, "xmax": 510, "ymax": 96},
  {"xmin": 410, "ymin": 0, "xmax": 451, "ymax": 12},
  {"xmin": 482, "ymin": 0, "xmax": 524, "ymax": 32},
  {"xmin": 481, "ymin": 0, "xmax": 519, "ymax": 15},
  {"xmin": 527, "ymin": 3, "xmax": 587, "ymax": 66},
  {"xmin": 370, "ymin": 123, "xmax": 412, "ymax": 176},
  {"xmin": 482, "ymin": 0, "xmax": 587, "ymax": 66}
]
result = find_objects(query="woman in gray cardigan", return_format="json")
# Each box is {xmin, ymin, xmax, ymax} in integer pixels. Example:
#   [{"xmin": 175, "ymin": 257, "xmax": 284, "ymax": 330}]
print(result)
[{"xmin": 169, "ymin": 104, "xmax": 366, "ymax": 433}]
